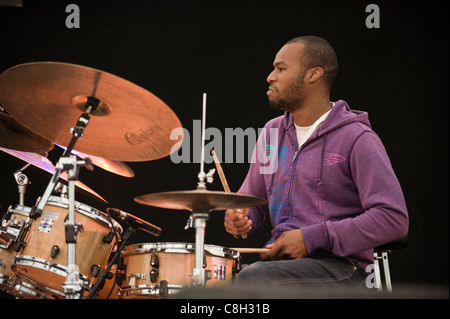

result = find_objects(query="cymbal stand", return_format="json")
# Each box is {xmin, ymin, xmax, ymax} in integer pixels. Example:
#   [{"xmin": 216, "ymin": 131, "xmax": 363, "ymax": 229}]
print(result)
[
  {"xmin": 30, "ymin": 97, "xmax": 99, "ymax": 299},
  {"xmin": 188, "ymin": 93, "xmax": 216, "ymax": 286}
]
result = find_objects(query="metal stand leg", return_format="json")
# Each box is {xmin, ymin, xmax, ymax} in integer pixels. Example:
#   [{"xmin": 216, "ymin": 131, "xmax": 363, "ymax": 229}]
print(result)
[
  {"xmin": 374, "ymin": 250, "xmax": 393, "ymax": 293},
  {"xmin": 373, "ymin": 252, "xmax": 382, "ymax": 291},
  {"xmin": 190, "ymin": 211, "xmax": 210, "ymax": 286},
  {"xmin": 62, "ymin": 156, "xmax": 84, "ymax": 299},
  {"xmin": 382, "ymin": 251, "xmax": 392, "ymax": 292}
]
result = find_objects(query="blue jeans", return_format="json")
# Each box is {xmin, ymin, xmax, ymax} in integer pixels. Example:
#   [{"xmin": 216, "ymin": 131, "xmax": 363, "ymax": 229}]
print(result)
[{"xmin": 235, "ymin": 254, "xmax": 368, "ymax": 289}]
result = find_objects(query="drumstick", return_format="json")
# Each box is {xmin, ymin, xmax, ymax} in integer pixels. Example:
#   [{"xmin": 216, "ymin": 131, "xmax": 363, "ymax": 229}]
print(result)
[
  {"xmin": 211, "ymin": 149, "xmax": 247, "ymax": 239},
  {"xmin": 231, "ymin": 248, "xmax": 269, "ymax": 254},
  {"xmin": 211, "ymin": 149, "xmax": 231, "ymax": 192}
]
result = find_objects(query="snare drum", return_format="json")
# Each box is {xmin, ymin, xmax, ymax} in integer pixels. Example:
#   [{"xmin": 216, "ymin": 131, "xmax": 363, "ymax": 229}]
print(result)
[
  {"xmin": 119, "ymin": 242, "xmax": 240, "ymax": 298},
  {"xmin": 11, "ymin": 196, "xmax": 122, "ymax": 295}
]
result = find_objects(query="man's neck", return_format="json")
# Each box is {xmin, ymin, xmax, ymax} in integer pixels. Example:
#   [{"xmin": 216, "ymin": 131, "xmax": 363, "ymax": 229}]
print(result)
[{"xmin": 291, "ymin": 97, "xmax": 332, "ymax": 127}]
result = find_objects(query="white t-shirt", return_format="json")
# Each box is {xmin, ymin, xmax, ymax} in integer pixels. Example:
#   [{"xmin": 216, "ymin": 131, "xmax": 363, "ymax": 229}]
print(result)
[{"xmin": 294, "ymin": 103, "xmax": 334, "ymax": 148}]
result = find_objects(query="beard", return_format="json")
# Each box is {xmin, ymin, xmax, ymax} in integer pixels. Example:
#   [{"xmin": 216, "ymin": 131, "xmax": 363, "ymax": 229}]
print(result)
[{"xmin": 268, "ymin": 72, "xmax": 306, "ymax": 112}]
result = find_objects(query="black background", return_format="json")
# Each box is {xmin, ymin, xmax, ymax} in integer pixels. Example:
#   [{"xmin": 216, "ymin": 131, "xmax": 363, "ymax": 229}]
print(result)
[{"xmin": 0, "ymin": 0, "xmax": 448, "ymax": 298}]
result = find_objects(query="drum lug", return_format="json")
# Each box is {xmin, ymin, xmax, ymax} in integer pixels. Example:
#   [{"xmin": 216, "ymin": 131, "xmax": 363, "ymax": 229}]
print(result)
[
  {"xmin": 49, "ymin": 245, "xmax": 60, "ymax": 264},
  {"xmin": 102, "ymin": 231, "xmax": 114, "ymax": 244},
  {"xmin": 159, "ymin": 280, "xmax": 168, "ymax": 297},
  {"xmin": 50, "ymin": 245, "xmax": 60, "ymax": 259},
  {"xmin": 150, "ymin": 252, "xmax": 159, "ymax": 283},
  {"xmin": 233, "ymin": 256, "xmax": 241, "ymax": 275},
  {"xmin": 91, "ymin": 264, "xmax": 101, "ymax": 278},
  {"xmin": 116, "ymin": 258, "xmax": 126, "ymax": 286}
]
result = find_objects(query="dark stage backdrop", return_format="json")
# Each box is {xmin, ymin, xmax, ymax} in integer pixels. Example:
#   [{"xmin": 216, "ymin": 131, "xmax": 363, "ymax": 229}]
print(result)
[{"xmin": 0, "ymin": 0, "xmax": 448, "ymax": 297}]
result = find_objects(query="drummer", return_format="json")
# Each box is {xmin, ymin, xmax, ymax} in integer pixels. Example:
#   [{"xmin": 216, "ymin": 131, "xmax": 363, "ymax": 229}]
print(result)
[{"xmin": 224, "ymin": 36, "xmax": 409, "ymax": 289}]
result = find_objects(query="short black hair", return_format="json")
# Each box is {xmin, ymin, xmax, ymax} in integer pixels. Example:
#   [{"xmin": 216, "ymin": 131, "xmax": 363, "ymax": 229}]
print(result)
[{"xmin": 286, "ymin": 36, "xmax": 338, "ymax": 90}]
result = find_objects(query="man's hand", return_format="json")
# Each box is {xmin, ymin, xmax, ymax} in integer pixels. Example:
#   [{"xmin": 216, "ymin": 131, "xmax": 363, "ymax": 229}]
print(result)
[
  {"xmin": 224, "ymin": 208, "xmax": 251, "ymax": 236},
  {"xmin": 262, "ymin": 229, "xmax": 307, "ymax": 260}
]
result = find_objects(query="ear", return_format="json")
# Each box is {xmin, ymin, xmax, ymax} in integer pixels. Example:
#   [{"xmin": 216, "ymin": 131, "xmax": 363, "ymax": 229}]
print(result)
[{"xmin": 305, "ymin": 67, "xmax": 324, "ymax": 83}]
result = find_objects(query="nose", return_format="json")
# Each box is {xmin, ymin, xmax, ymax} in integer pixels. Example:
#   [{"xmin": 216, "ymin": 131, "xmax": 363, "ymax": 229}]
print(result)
[{"xmin": 267, "ymin": 69, "xmax": 276, "ymax": 83}]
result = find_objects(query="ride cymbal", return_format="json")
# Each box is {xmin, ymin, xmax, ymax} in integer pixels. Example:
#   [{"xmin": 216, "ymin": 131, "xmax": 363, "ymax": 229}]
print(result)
[
  {"xmin": 134, "ymin": 189, "xmax": 267, "ymax": 212},
  {"xmin": 0, "ymin": 62, "xmax": 183, "ymax": 162}
]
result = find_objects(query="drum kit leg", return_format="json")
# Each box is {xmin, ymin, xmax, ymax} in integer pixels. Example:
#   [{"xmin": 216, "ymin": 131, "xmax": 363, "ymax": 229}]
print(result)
[{"xmin": 0, "ymin": 62, "xmax": 266, "ymax": 299}]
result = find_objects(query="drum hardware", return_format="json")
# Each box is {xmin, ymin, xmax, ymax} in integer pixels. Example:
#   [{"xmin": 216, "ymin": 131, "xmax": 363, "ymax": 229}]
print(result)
[
  {"xmin": 115, "ymin": 258, "xmax": 126, "ymax": 287},
  {"xmin": 159, "ymin": 280, "xmax": 169, "ymax": 297},
  {"xmin": 107, "ymin": 208, "xmax": 162, "ymax": 237},
  {"xmin": 150, "ymin": 252, "xmax": 159, "ymax": 283},
  {"xmin": 14, "ymin": 163, "xmax": 31, "ymax": 206},
  {"xmin": 85, "ymin": 225, "xmax": 136, "ymax": 299},
  {"xmin": 91, "ymin": 264, "xmax": 101, "ymax": 278},
  {"xmin": 0, "ymin": 212, "xmax": 25, "ymax": 249},
  {"xmin": 102, "ymin": 231, "xmax": 115, "ymax": 244},
  {"xmin": 27, "ymin": 98, "xmax": 98, "ymax": 299},
  {"xmin": 13, "ymin": 220, "xmax": 30, "ymax": 253},
  {"xmin": 55, "ymin": 144, "xmax": 135, "ymax": 178},
  {"xmin": 86, "ymin": 207, "xmax": 162, "ymax": 299},
  {"xmin": 49, "ymin": 245, "xmax": 60, "ymax": 265},
  {"xmin": 0, "ymin": 147, "xmax": 108, "ymax": 203}
]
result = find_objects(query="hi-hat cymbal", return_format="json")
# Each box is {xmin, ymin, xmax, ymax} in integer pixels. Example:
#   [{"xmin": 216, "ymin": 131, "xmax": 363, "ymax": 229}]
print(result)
[
  {"xmin": 0, "ymin": 112, "xmax": 54, "ymax": 153},
  {"xmin": 134, "ymin": 189, "xmax": 267, "ymax": 212},
  {"xmin": 0, "ymin": 147, "xmax": 107, "ymax": 203},
  {"xmin": 56, "ymin": 144, "xmax": 135, "ymax": 178},
  {"xmin": 0, "ymin": 62, "xmax": 183, "ymax": 162}
]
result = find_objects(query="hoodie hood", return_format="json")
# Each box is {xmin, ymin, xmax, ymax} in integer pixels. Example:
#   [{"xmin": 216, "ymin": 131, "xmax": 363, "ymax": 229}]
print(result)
[{"xmin": 283, "ymin": 99, "xmax": 372, "ymax": 137}]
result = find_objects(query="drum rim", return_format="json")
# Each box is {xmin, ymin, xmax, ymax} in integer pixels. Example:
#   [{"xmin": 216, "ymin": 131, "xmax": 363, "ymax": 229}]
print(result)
[
  {"xmin": 11, "ymin": 254, "xmax": 91, "ymax": 290},
  {"xmin": 45, "ymin": 196, "xmax": 122, "ymax": 232},
  {"xmin": 118, "ymin": 284, "xmax": 185, "ymax": 297},
  {"xmin": 121, "ymin": 242, "xmax": 240, "ymax": 259}
]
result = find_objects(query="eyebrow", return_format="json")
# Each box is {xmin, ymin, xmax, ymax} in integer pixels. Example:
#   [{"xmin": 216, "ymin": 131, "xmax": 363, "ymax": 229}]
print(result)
[{"xmin": 273, "ymin": 61, "xmax": 288, "ymax": 67}]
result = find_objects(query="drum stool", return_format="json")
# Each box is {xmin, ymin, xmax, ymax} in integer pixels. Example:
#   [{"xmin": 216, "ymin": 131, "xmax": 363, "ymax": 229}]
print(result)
[{"xmin": 373, "ymin": 234, "xmax": 410, "ymax": 292}]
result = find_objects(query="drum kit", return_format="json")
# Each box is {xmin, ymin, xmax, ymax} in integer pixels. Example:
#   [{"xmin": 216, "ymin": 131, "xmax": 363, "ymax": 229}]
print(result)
[{"xmin": 0, "ymin": 62, "xmax": 267, "ymax": 299}]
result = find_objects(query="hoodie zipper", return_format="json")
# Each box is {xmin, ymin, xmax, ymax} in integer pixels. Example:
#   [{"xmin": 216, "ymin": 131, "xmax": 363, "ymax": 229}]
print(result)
[{"xmin": 292, "ymin": 150, "xmax": 299, "ymax": 162}]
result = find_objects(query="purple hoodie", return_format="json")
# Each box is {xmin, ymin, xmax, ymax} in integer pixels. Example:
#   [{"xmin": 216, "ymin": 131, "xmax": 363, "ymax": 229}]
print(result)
[{"xmin": 239, "ymin": 100, "xmax": 409, "ymax": 269}]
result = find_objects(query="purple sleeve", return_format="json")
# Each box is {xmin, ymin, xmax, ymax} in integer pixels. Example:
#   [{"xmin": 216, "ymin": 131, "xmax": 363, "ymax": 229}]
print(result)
[
  {"xmin": 238, "ymin": 129, "xmax": 270, "ymax": 233},
  {"xmin": 302, "ymin": 131, "xmax": 409, "ymax": 256}
]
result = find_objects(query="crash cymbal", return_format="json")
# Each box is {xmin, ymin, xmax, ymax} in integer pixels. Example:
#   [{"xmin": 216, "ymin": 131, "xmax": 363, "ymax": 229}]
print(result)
[
  {"xmin": 0, "ymin": 147, "xmax": 54, "ymax": 174},
  {"xmin": 56, "ymin": 144, "xmax": 135, "ymax": 178},
  {"xmin": 134, "ymin": 189, "xmax": 267, "ymax": 212},
  {"xmin": 0, "ymin": 62, "xmax": 183, "ymax": 162},
  {"xmin": 0, "ymin": 147, "xmax": 107, "ymax": 203},
  {"xmin": 0, "ymin": 112, "xmax": 54, "ymax": 153},
  {"xmin": 59, "ymin": 171, "xmax": 108, "ymax": 203}
]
